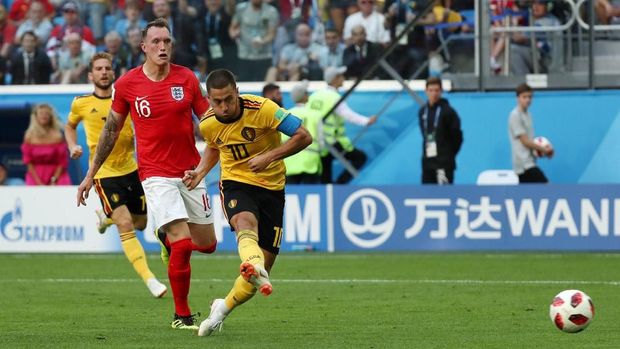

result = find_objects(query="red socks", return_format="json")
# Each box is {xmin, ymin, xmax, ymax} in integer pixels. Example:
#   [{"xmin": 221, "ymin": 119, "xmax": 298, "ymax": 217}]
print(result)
[
  {"xmin": 163, "ymin": 235, "xmax": 216, "ymax": 253},
  {"xmin": 168, "ymin": 238, "xmax": 193, "ymax": 316},
  {"xmin": 194, "ymin": 241, "xmax": 217, "ymax": 254}
]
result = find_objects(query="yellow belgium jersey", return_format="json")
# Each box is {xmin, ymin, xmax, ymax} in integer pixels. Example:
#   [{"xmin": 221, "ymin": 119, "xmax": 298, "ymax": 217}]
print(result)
[
  {"xmin": 199, "ymin": 95, "xmax": 287, "ymax": 191},
  {"xmin": 67, "ymin": 94, "xmax": 137, "ymax": 179}
]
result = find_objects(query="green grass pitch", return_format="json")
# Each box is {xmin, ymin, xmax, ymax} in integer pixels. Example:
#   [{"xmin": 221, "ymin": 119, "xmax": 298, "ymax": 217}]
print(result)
[{"xmin": 1, "ymin": 252, "xmax": 619, "ymax": 348}]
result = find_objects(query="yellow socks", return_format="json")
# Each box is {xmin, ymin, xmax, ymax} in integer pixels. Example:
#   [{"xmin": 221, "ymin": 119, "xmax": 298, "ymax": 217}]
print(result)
[
  {"xmin": 120, "ymin": 230, "xmax": 154, "ymax": 283},
  {"xmin": 224, "ymin": 276, "xmax": 257, "ymax": 310},
  {"xmin": 222, "ymin": 229, "xmax": 265, "ymax": 311},
  {"xmin": 236, "ymin": 229, "xmax": 264, "ymax": 266}
]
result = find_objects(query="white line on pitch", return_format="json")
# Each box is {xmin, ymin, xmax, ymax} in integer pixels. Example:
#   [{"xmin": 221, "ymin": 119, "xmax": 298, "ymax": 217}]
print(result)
[{"xmin": 3, "ymin": 278, "xmax": 620, "ymax": 286}]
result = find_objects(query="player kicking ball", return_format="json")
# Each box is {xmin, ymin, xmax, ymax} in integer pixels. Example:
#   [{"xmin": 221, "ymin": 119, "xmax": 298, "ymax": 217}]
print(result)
[{"xmin": 182, "ymin": 69, "xmax": 312, "ymax": 336}]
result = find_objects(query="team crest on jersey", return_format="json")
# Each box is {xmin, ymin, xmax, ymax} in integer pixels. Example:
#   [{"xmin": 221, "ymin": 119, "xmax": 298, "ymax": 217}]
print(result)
[
  {"xmin": 111, "ymin": 193, "xmax": 120, "ymax": 203},
  {"xmin": 241, "ymin": 127, "xmax": 256, "ymax": 141},
  {"xmin": 228, "ymin": 199, "xmax": 237, "ymax": 209},
  {"xmin": 171, "ymin": 87, "xmax": 184, "ymax": 101}
]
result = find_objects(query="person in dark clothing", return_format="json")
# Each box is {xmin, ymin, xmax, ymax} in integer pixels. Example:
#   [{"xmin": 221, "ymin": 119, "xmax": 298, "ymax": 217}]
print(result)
[
  {"xmin": 195, "ymin": 0, "xmax": 238, "ymax": 77},
  {"xmin": 342, "ymin": 25, "xmax": 382, "ymax": 80},
  {"xmin": 418, "ymin": 77, "xmax": 463, "ymax": 184},
  {"xmin": 9, "ymin": 31, "xmax": 52, "ymax": 84}
]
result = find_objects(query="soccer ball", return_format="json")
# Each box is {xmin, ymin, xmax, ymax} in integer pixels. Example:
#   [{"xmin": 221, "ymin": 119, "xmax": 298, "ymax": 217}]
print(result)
[
  {"xmin": 533, "ymin": 136, "xmax": 553, "ymax": 157},
  {"xmin": 549, "ymin": 289, "xmax": 594, "ymax": 333}
]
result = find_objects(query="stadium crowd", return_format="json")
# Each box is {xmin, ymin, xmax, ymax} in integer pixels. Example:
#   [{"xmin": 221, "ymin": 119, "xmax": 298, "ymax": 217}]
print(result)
[
  {"xmin": 1, "ymin": 0, "xmax": 616, "ymax": 84},
  {"xmin": 0, "ymin": 0, "xmax": 479, "ymax": 84}
]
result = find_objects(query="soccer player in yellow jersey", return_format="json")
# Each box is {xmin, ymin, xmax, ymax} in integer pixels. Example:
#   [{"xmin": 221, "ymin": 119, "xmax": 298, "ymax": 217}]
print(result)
[
  {"xmin": 182, "ymin": 69, "xmax": 312, "ymax": 336},
  {"xmin": 65, "ymin": 52, "xmax": 167, "ymax": 298}
]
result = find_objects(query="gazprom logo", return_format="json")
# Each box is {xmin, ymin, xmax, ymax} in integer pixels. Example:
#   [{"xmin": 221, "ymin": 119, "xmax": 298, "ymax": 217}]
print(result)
[
  {"xmin": 1, "ymin": 199, "xmax": 85, "ymax": 242},
  {"xmin": 340, "ymin": 189, "xmax": 395, "ymax": 248}
]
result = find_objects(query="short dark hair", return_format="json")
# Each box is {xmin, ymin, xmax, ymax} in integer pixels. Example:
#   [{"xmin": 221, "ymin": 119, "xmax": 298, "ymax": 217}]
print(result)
[
  {"xmin": 325, "ymin": 28, "xmax": 339, "ymax": 35},
  {"xmin": 20, "ymin": 30, "xmax": 38, "ymax": 42},
  {"xmin": 262, "ymin": 83, "xmax": 280, "ymax": 97},
  {"xmin": 142, "ymin": 18, "xmax": 170, "ymax": 39},
  {"xmin": 516, "ymin": 83, "xmax": 533, "ymax": 96},
  {"xmin": 206, "ymin": 69, "xmax": 237, "ymax": 91},
  {"xmin": 426, "ymin": 77, "xmax": 442, "ymax": 89},
  {"xmin": 89, "ymin": 52, "xmax": 113, "ymax": 71}
]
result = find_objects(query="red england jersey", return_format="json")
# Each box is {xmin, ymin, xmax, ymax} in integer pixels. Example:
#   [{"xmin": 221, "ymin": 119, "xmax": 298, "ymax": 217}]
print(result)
[{"xmin": 111, "ymin": 64, "xmax": 209, "ymax": 180}]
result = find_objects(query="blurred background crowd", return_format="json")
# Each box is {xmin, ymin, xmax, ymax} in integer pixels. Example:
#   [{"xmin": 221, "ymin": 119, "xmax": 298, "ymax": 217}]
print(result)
[{"xmin": 4, "ymin": 0, "xmax": 610, "ymax": 84}]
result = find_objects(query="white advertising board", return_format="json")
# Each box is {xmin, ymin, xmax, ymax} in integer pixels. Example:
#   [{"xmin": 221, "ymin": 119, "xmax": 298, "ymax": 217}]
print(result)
[{"xmin": 0, "ymin": 186, "xmax": 121, "ymax": 252}]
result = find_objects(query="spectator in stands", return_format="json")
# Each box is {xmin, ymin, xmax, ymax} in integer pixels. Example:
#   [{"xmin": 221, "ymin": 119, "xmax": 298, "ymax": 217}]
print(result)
[
  {"xmin": 47, "ymin": 1, "xmax": 96, "ymax": 62},
  {"xmin": 152, "ymin": 0, "xmax": 197, "ymax": 69},
  {"xmin": 343, "ymin": 0, "xmax": 390, "ymax": 46},
  {"xmin": 15, "ymin": 1, "xmax": 53, "ymax": 46},
  {"xmin": 509, "ymin": 0, "xmax": 562, "ymax": 75},
  {"xmin": 21, "ymin": 103, "xmax": 72, "ymax": 186},
  {"xmin": 595, "ymin": 0, "xmax": 620, "ymax": 24},
  {"xmin": 307, "ymin": 66, "xmax": 377, "ymax": 183},
  {"xmin": 489, "ymin": 0, "xmax": 520, "ymax": 74},
  {"xmin": 8, "ymin": 0, "xmax": 55, "ymax": 27},
  {"xmin": 277, "ymin": 0, "xmax": 312, "ymax": 39},
  {"xmin": 81, "ymin": 0, "xmax": 109, "ymax": 45},
  {"xmin": 343, "ymin": 25, "xmax": 382, "ymax": 80},
  {"xmin": 195, "ymin": 0, "xmax": 237, "ymax": 77},
  {"xmin": 328, "ymin": 0, "xmax": 358, "ymax": 37},
  {"xmin": 48, "ymin": 1, "xmax": 96, "ymax": 47},
  {"xmin": 318, "ymin": 28, "xmax": 344, "ymax": 70},
  {"xmin": 53, "ymin": 32, "xmax": 91, "ymax": 84},
  {"xmin": 104, "ymin": 31, "xmax": 129, "ymax": 77},
  {"xmin": 9, "ymin": 31, "xmax": 53, "ymax": 84},
  {"xmin": 141, "ymin": 0, "xmax": 182, "ymax": 22},
  {"xmin": 424, "ymin": 1, "xmax": 467, "ymax": 77},
  {"xmin": 262, "ymin": 82, "xmax": 283, "ymax": 107},
  {"xmin": 229, "ymin": 0, "xmax": 279, "ymax": 81},
  {"xmin": 125, "ymin": 26, "xmax": 145, "ymax": 70},
  {"xmin": 383, "ymin": 0, "xmax": 428, "ymax": 79},
  {"xmin": 0, "ymin": 162, "xmax": 25, "ymax": 185},
  {"xmin": 178, "ymin": 0, "xmax": 201, "ymax": 19},
  {"xmin": 269, "ymin": 23, "xmax": 324, "ymax": 81},
  {"xmin": 508, "ymin": 83, "xmax": 553, "ymax": 183},
  {"xmin": 0, "ymin": 4, "xmax": 17, "ymax": 59},
  {"xmin": 272, "ymin": 0, "xmax": 312, "ymax": 67},
  {"xmin": 115, "ymin": 2, "xmax": 147, "ymax": 41},
  {"xmin": 418, "ymin": 77, "xmax": 462, "ymax": 184}
]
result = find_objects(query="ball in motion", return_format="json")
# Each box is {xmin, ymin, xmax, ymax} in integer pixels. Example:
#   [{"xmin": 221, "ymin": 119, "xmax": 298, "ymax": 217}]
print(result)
[
  {"xmin": 549, "ymin": 289, "xmax": 594, "ymax": 333},
  {"xmin": 533, "ymin": 136, "xmax": 553, "ymax": 157}
]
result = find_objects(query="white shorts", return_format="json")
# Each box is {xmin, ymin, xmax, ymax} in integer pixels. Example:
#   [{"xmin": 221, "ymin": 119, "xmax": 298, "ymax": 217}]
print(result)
[{"xmin": 141, "ymin": 177, "xmax": 214, "ymax": 228}]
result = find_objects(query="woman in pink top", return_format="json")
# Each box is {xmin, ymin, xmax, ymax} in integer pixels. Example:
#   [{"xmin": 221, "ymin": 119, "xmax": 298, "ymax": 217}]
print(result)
[{"xmin": 21, "ymin": 103, "xmax": 72, "ymax": 185}]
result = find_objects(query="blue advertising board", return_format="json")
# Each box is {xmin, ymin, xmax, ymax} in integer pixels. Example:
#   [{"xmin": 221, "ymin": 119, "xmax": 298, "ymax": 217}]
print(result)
[{"xmin": 331, "ymin": 185, "xmax": 620, "ymax": 251}]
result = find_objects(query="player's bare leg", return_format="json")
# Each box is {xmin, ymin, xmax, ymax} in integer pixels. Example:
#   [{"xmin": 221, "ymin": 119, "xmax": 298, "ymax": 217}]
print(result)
[{"xmin": 188, "ymin": 222, "xmax": 217, "ymax": 254}]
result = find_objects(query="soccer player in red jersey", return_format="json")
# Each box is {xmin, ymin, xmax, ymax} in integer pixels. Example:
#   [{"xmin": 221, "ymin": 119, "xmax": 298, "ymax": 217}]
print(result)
[{"xmin": 77, "ymin": 18, "xmax": 217, "ymax": 331}]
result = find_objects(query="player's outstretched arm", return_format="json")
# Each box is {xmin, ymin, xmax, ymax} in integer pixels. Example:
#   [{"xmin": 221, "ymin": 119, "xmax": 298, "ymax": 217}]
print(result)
[
  {"xmin": 77, "ymin": 110, "xmax": 127, "ymax": 206},
  {"xmin": 248, "ymin": 125, "xmax": 312, "ymax": 173},
  {"xmin": 183, "ymin": 146, "xmax": 220, "ymax": 190},
  {"xmin": 64, "ymin": 121, "xmax": 83, "ymax": 159}
]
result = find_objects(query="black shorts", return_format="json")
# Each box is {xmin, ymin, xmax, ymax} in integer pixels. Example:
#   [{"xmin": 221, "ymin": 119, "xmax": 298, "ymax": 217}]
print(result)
[
  {"xmin": 220, "ymin": 180, "xmax": 285, "ymax": 255},
  {"xmin": 93, "ymin": 170, "xmax": 147, "ymax": 218},
  {"xmin": 519, "ymin": 167, "xmax": 548, "ymax": 183}
]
